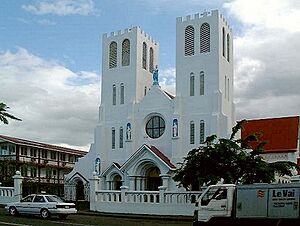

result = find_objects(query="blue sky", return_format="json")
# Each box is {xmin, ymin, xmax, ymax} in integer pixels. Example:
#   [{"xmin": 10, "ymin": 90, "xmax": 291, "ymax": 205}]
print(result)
[
  {"xmin": 1, "ymin": 0, "xmax": 300, "ymax": 150},
  {"xmin": 1, "ymin": 0, "xmax": 236, "ymax": 73}
]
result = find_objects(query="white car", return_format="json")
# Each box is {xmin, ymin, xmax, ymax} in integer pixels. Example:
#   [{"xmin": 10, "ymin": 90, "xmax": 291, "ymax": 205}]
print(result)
[{"xmin": 5, "ymin": 194, "xmax": 77, "ymax": 219}]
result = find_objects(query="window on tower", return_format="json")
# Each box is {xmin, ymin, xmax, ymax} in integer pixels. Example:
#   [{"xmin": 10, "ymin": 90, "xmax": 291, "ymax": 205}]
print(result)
[
  {"xmin": 200, "ymin": 120, "xmax": 205, "ymax": 143},
  {"xmin": 142, "ymin": 42, "xmax": 147, "ymax": 69},
  {"xmin": 185, "ymin": 25, "xmax": 194, "ymax": 56},
  {"xmin": 109, "ymin": 41, "xmax": 117, "ymax": 68},
  {"xmin": 122, "ymin": 39, "xmax": 130, "ymax": 66},
  {"xmin": 149, "ymin": 47, "xmax": 154, "ymax": 73},
  {"xmin": 113, "ymin": 84, "xmax": 116, "ymax": 105},
  {"xmin": 120, "ymin": 83, "xmax": 124, "ymax": 104},
  {"xmin": 190, "ymin": 121, "xmax": 195, "ymax": 144},
  {"xmin": 190, "ymin": 72, "xmax": 195, "ymax": 96},
  {"xmin": 112, "ymin": 127, "xmax": 115, "ymax": 149},
  {"xmin": 200, "ymin": 71, "xmax": 204, "ymax": 95},
  {"xmin": 227, "ymin": 34, "xmax": 230, "ymax": 62},
  {"xmin": 200, "ymin": 23, "xmax": 210, "ymax": 53},
  {"xmin": 119, "ymin": 127, "xmax": 123, "ymax": 148}
]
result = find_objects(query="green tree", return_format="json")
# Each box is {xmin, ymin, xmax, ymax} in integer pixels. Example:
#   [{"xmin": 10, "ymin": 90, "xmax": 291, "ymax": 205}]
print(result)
[
  {"xmin": 0, "ymin": 102, "xmax": 21, "ymax": 124},
  {"xmin": 173, "ymin": 120, "xmax": 299, "ymax": 190}
]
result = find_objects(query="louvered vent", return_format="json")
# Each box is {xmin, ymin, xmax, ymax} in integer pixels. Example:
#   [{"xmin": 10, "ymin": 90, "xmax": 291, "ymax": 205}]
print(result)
[
  {"xmin": 122, "ymin": 39, "xmax": 130, "ymax": 66},
  {"xmin": 200, "ymin": 23, "xmax": 210, "ymax": 53},
  {"xmin": 109, "ymin": 42, "xmax": 117, "ymax": 68},
  {"xmin": 149, "ymin": 47, "xmax": 154, "ymax": 73},
  {"xmin": 184, "ymin": 26, "xmax": 194, "ymax": 56}
]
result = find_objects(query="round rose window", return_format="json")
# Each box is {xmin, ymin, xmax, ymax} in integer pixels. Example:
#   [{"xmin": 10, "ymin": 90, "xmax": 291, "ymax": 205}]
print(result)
[{"xmin": 145, "ymin": 116, "xmax": 165, "ymax": 139}]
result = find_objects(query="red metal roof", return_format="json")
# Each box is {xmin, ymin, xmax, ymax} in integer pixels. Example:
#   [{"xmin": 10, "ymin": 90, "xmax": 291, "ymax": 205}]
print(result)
[
  {"xmin": 241, "ymin": 116, "xmax": 299, "ymax": 153},
  {"xmin": 163, "ymin": 91, "xmax": 175, "ymax": 99},
  {"xmin": 146, "ymin": 144, "xmax": 176, "ymax": 169},
  {"xmin": 0, "ymin": 134, "xmax": 87, "ymax": 156}
]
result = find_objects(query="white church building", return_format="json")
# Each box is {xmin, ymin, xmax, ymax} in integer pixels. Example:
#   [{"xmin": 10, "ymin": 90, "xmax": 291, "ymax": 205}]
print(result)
[{"xmin": 65, "ymin": 10, "xmax": 235, "ymax": 215}]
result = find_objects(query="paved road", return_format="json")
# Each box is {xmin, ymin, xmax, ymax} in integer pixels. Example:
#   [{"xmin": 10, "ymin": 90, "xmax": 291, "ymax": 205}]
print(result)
[{"xmin": 0, "ymin": 207, "xmax": 192, "ymax": 226}]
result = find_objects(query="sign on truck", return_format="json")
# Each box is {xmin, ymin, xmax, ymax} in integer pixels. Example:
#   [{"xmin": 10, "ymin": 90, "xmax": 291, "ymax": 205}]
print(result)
[{"xmin": 193, "ymin": 183, "xmax": 300, "ymax": 225}]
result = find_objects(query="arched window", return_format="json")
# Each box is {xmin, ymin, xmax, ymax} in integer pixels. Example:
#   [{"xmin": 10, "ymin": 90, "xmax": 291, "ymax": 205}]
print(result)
[
  {"xmin": 185, "ymin": 26, "xmax": 194, "ymax": 56},
  {"xmin": 190, "ymin": 121, "xmax": 195, "ymax": 144},
  {"xmin": 109, "ymin": 41, "xmax": 117, "ymax": 68},
  {"xmin": 112, "ymin": 127, "xmax": 115, "ymax": 149},
  {"xmin": 200, "ymin": 71, "xmax": 204, "ymax": 95},
  {"xmin": 112, "ymin": 84, "xmax": 116, "ymax": 105},
  {"xmin": 142, "ymin": 42, "xmax": 147, "ymax": 69},
  {"xmin": 149, "ymin": 47, "xmax": 154, "ymax": 73},
  {"xmin": 119, "ymin": 127, "xmax": 123, "ymax": 148},
  {"xmin": 122, "ymin": 39, "xmax": 130, "ymax": 66},
  {"xmin": 200, "ymin": 23, "xmax": 210, "ymax": 53},
  {"xmin": 120, "ymin": 83, "xmax": 124, "ymax": 104},
  {"xmin": 227, "ymin": 34, "xmax": 230, "ymax": 62},
  {"xmin": 144, "ymin": 86, "xmax": 147, "ymax": 96},
  {"xmin": 200, "ymin": 120, "xmax": 205, "ymax": 143},
  {"xmin": 190, "ymin": 72, "xmax": 195, "ymax": 96},
  {"xmin": 222, "ymin": 27, "xmax": 225, "ymax": 57}
]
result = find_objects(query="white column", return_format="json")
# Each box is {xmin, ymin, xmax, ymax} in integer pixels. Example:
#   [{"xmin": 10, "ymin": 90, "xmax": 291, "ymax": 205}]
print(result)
[
  {"xmin": 158, "ymin": 186, "xmax": 167, "ymax": 203},
  {"xmin": 160, "ymin": 174, "xmax": 170, "ymax": 190},
  {"xmin": 13, "ymin": 171, "xmax": 23, "ymax": 202},
  {"xmin": 129, "ymin": 176, "xmax": 135, "ymax": 191},
  {"xmin": 89, "ymin": 171, "xmax": 100, "ymax": 211},
  {"xmin": 120, "ymin": 185, "xmax": 128, "ymax": 202}
]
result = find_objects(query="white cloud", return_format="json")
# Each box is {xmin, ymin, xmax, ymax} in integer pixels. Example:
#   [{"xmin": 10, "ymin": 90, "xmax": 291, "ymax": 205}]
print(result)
[
  {"xmin": 22, "ymin": 0, "xmax": 99, "ymax": 16},
  {"xmin": 0, "ymin": 48, "xmax": 100, "ymax": 150},
  {"xmin": 224, "ymin": 0, "xmax": 300, "ymax": 32},
  {"xmin": 159, "ymin": 67, "xmax": 176, "ymax": 95},
  {"xmin": 224, "ymin": 0, "xmax": 300, "ymax": 120}
]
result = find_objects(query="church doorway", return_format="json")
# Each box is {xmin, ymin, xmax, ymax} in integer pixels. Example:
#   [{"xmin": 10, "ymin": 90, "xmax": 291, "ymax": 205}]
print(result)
[
  {"xmin": 145, "ymin": 167, "xmax": 161, "ymax": 191},
  {"xmin": 113, "ymin": 175, "xmax": 122, "ymax": 190},
  {"xmin": 76, "ymin": 180, "xmax": 85, "ymax": 201}
]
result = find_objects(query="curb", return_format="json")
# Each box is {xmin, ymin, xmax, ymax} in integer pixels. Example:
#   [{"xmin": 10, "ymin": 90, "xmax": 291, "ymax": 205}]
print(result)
[{"xmin": 77, "ymin": 210, "xmax": 193, "ymax": 221}]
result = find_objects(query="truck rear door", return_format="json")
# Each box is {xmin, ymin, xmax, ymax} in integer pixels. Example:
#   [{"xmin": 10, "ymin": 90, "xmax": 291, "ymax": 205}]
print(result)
[{"xmin": 268, "ymin": 186, "xmax": 300, "ymax": 219}]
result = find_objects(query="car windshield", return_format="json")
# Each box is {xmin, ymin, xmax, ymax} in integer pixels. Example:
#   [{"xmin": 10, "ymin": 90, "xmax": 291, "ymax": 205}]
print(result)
[{"xmin": 45, "ymin": 195, "xmax": 65, "ymax": 203}]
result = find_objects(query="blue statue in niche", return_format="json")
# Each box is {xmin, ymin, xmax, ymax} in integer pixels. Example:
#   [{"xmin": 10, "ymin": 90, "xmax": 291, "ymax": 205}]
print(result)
[{"xmin": 152, "ymin": 65, "xmax": 159, "ymax": 85}]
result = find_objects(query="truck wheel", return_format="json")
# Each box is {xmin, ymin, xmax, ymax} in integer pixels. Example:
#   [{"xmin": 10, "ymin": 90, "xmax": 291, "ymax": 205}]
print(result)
[
  {"xmin": 9, "ymin": 207, "xmax": 18, "ymax": 216},
  {"xmin": 58, "ymin": 214, "xmax": 68, "ymax": 220},
  {"xmin": 40, "ymin": 209, "xmax": 50, "ymax": 219}
]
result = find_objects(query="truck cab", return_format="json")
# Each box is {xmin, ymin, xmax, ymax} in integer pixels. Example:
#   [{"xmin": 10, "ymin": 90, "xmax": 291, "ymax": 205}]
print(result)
[{"xmin": 194, "ymin": 184, "xmax": 236, "ymax": 223}]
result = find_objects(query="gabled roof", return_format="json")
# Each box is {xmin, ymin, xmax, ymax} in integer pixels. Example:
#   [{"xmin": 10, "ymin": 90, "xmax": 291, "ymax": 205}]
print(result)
[
  {"xmin": 145, "ymin": 145, "xmax": 176, "ymax": 169},
  {"xmin": 163, "ymin": 91, "xmax": 175, "ymax": 99},
  {"xmin": 101, "ymin": 162, "xmax": 123, "ymax": 177},
  {"xmin": 121, "ymin": 144, "xmax": 176, "ymax": 170},
  {"xmin": 241, "ymin": 116, "xmax": 299, "ymax": 153},
  {"xmin": 0, "ymin": 134, "xmax": 87, "ymax": 156}
]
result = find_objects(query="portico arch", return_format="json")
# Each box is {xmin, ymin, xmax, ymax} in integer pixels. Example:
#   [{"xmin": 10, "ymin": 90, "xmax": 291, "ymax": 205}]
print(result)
[{"xmin": 134, "ymin": 160, "xmax": 162, "ymax": 191}]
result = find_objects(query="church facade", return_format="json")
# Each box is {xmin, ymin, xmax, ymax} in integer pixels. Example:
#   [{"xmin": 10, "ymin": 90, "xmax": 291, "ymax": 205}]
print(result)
[{"xmin": 65, "ymin": 10, "xmax": 234, "ymax": 200}]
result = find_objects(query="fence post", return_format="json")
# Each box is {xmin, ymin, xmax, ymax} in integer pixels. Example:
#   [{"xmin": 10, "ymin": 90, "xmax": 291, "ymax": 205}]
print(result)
[
  {"xmin": 120, "ymin": 185, "xmax": 128, "ymax": 202},
  {"xmin": 158, "ymin": 186, "xmax": 167, "ymax": 203},
  {"xmin": 13, "ymin": 171, "xmax": 23, "ymax": 202},
  {"xmin": 89, "ymin": 171, "xmax": 100, "ymax": 211}
]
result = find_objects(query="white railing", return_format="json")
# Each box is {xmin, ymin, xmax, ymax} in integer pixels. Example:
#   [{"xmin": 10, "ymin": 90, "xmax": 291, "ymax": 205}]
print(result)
[
  {"xmin": 0, "ymin": 171, "xmax": 23, "ymax": 204},
  {"xmin": 91, "ymin": 186, "xmax": 203, "ymax": 216},
  {"xmin": 0, "ymin": 187, "xmax": 15, "ymax": 204}
]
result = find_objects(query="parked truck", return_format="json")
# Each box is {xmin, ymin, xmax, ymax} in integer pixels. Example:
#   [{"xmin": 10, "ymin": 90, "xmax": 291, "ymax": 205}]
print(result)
[{"xmin": 193, "ymin": 183, "xmax": 300, "ymax": 226}]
